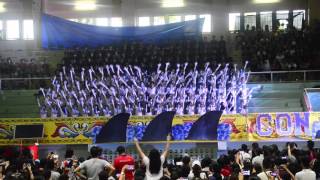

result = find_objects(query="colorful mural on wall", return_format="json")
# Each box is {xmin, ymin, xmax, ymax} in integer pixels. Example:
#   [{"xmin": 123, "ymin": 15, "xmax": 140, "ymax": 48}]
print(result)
[{"xmin": 0, "ymin": 112, "xmax": 319, "ymax": 145}]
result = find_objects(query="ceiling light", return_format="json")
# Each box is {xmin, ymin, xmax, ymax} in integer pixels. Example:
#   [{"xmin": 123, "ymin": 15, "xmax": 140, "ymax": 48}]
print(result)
[
  {"xmin": 253, "ymin": 0, "xmax": 280, "ymax": 4},
  {"xmin": 162, "ymin": 0, "xmax": 184, "ymax": 8},
  {"xmin": 75, "ymin": 0, "xmax": 96, "ymax": 11},
  {"xmin": 0, "ymin": 2, "xmax": 6, "ymax": 13}
]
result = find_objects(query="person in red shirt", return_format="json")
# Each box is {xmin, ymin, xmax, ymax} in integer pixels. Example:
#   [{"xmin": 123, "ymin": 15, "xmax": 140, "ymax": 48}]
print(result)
[{"xmin": 114, "ymin": 146, "xmax": 135, "ymax": 180}]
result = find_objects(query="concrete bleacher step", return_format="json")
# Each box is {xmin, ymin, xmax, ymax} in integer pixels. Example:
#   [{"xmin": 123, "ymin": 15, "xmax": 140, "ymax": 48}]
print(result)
[
  {"xmin": 251, "ymin": 91, "xmax": 302, "ymax": 99},
  {"xmin": 248, "ymin": 98, "xmax": 301, "ymax": 108},
  {"xmin": 0, "ymin": 90, "xmax": 39, "ymax": 118},
  {"xmin": 247, "ymin": 82, "xmax": 319, "ymax": 113},
  {"xmin": 248, "ymin": 107, "xmax": 304, "ymax": 113},
  {"xmin": 0, "ymin": 105, "xmax": 38, "ymax": 114},
  {"xmin": 0, "ymin": 96, "xmax": 37, "ymax": 106},
  {"xmin": 248, "ymin": 82, "xmax": 320, "ymax": 91}
]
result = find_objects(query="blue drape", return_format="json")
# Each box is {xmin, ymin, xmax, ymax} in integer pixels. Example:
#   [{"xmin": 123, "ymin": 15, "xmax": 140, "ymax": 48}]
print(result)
[{"xmin": 41, "ymin": 13, "xmax": 204, "ymax": 49}]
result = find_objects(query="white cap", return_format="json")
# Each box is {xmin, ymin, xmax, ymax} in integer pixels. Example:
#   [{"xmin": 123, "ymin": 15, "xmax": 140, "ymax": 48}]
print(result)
[{"xmin": 192, "ymin": 160, "xmax": 201, "ymax": 167}]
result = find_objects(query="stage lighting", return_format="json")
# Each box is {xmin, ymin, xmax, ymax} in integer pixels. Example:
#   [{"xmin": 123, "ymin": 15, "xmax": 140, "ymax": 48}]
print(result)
[
  {"xmin": 253, "ymin": 0, "xmax": 280, "ymax": 4},
  {"xmin": 0, "ymin": 2, "xmax": 6, "ymax": 13},
  {"xmin": 162, "ymin": 0, "xmax": 184, "ymax": 8},
  {"xmin": 75, "ymin": 0, "xmax": 97, "ymax": 11}
]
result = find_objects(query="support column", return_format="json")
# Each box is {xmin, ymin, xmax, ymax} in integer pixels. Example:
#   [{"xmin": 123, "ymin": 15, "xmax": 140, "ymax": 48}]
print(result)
[
  {"xmin": 240, "ymin": 13, "xmax": 245, "ymax": 32},
  {"xmin": 256, "ymin": 13, "xmax": 261, "ymax": 31},
  {"xmin": 120, "ymin": 0, "xmax": 136, "ymax": 26},
  {"xmin": 211, "ymin": 0, "xmax": 228, "ymax": 36},
  {"xmin": 272, "ymin": 11, "xmax": 277, "ymax": 31},
  {"xmin": 288, "ymin": 10, "xmax": 293, "ymax": 29},
  {"xmin": 32, "ymin": 0, "xmax": 42, "ymax": 49},
  {"xmin": 309, "ymin": 0, "xmax": 320, "ymax": 23}
]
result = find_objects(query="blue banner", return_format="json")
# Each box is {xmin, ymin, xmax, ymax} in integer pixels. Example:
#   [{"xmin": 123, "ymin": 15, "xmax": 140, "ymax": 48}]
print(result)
[{"xmin": 41, "ymin": 13, "xmax": 204, "ymax": 49}]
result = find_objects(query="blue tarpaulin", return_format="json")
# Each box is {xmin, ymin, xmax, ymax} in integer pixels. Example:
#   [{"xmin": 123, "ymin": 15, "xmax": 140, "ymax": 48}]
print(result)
[{"xmin": 41, "ymin": 13, "xmax": 204, "ymax": 49}]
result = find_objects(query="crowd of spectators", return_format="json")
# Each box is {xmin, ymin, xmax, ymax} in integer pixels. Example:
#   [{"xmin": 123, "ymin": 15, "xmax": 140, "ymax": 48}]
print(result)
[
  {"xmin": 0, "ymin": 58, "xmax": 50, "ymax": 78},
  {"xmin": 0, "ymin": 139, "xmax": 320, "ymax": 180},
  {"xmin": 61, "ymin": 37, "xmax": 228, "ymax": 71},
  {"xmin": 236, "ymin": 24, "xmax": 320, "ymax": 71}
]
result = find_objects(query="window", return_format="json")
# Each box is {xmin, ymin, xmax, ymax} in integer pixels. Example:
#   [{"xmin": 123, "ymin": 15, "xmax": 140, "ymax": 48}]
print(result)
[
  {"xmin": 253, "ymin": 0, "xmax": 280, "ymax": 3},
  {"xmin": 153, "ymin": 16, "xmax": 165, "ymax": 25},
  {"xmin": 244, "ymin": 12, "xmax": 256, "ymax": 30},
  {"xmin": 185, "ymin": 15, "xmax": 196, "ymax": 21},
  {"xmin": 80, "ymin": 18, "xmax": 88, "ymax": 24},
  {"xmin": 74, "ymin": 0, "xmax": 97, "ymax": 11},
  {"xmin": 162, "ymin": 0, "xmax": 184, "ymax": 8},
  {"xmin": 138, "ymin": 17, "xmax": 150, "ymax": 27},
  {"xmin": 69, "ymin": 19, "xmax": 79, "ymax": 22},
  {"xmin": 168, "ymin": 15, "xmax": 181, "ymax": 23},
  {"xmin": 229, "ymin": 13, "xmax": 240, "ymax": 32},
  {"xmin": 23, "ymin": 20, "xmax": 34, "ymax": 40},
  {"xmin": 6, "ymin": 20, "xmax": 20, "ymax": 40},
  {"xmin": 87, "ymin": 18, "xmax": 95, "ymax": 25},
  {"xmin": 260, "ymin": 11, "xmax": 272, "ymax": 31},
  {"xmin": 199, "ymin": 14, "xmax": 211, "ymax": 33},
  {"xmin": 110, "ymin": 17, "xmax": 122, "ymax": 27},
  {"xmin": 276, "ymin": 10, "xmax": 289, "ymax": 30},
  {"xmin": 293, "ymin": 10, "xmax": 305, "ymax": 29},
  {"xmin": 0, "ymin": 2, "xmax": 6, "ymax": 13},
  {"xmin": 96, "ymin": 18, "xmax": 108, "ymax": 26},
  {"xmin": 0, "ymin": 20, "xmax": 3, "ymax": 40}
]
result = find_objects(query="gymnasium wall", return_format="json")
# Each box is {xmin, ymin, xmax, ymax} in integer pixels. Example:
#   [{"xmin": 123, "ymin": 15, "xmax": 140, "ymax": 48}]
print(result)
[{"xmin": 0, "ymin": 0, "xmax": 309, "ymax": 52}]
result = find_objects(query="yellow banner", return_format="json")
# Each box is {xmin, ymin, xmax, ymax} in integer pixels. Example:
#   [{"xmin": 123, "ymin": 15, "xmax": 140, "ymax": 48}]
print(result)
[
  {"xmin": 0, "ymin": 112, "xmax": 318, "ymax": 145},
  {"xmin": 248, "ymin": 112, "xmax": 319, "ymax": 141}
]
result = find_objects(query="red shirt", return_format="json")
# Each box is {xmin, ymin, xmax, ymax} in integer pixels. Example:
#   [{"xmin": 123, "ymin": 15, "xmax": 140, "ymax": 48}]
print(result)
[{"xmin": 114, "ymin": 154, "xmax": 135, "ymax": 180}]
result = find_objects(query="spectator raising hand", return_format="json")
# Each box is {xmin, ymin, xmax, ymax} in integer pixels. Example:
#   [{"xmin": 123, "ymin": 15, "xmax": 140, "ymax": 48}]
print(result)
[{"xmin": 134, "ymin": 134, "xmax": 171, "ymax": 180}]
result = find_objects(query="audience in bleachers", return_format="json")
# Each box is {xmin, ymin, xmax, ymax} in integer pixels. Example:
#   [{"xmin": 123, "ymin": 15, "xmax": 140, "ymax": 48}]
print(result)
[
  {"xmin": 0, "ymin": 58, "xmax": 50, "ymax": 78},
  {"xmin": 2, "ymin": 23, "xmax": 320, "ymax": 80},
  {"xmin": 236, "ymin": 24, "xmax": 320, "ymax": 71},
  {"xmin": 0, "ymin": 140, "xmax": 319, "ymax": 180},
  {"xmin": 60, "ymin": 38, "xmax": 228, "ymax": 71}
]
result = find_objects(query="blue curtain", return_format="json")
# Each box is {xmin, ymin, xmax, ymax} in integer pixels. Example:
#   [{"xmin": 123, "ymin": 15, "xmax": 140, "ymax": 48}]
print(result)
[{"xmin": 41, "ymin": 13, "xmax": 204, "ymax": 49}]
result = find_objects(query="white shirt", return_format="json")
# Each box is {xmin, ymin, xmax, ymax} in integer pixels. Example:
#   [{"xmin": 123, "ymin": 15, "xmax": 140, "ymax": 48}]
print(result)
[
  {"xmin": 240, "ymin": 151, "xmax": 251, "ymax": 163},
  {"xmin": 252, "ymin": 154, "xmax": 264, "ymax": 167},
  {"xmin": 295, "ymin": 169, "xmax": 316, "ymax": 180},
  {"xmin": 258, "ymin": 171, "xmax": 278, "ymax": 180},
  {"xmin": 50, "ymin": 171, "xmax": 60, "ymax": 180},
  {"xmin": 188, "ymin": 172, "xmax": 207, "ymax": 180},
  {"xmin": 143, "ymin": 155, "xmax": 165, "ymax": 180},
  {"xmin": 79, "ymin": 158, "xmax": 111, "ymax": 180}
]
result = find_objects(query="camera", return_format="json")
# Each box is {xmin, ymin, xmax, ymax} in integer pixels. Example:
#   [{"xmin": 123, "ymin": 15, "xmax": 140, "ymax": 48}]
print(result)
[
  {"xmin": 126, "ymin": 165, "xmax": 134, "ymax": 170},
  {"xmin": 242, "ymin": 170, "xmax": 250, "ymax": 176}
]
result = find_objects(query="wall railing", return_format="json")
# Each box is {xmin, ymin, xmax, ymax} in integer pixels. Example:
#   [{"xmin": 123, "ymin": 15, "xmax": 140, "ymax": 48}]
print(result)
[
  {"xmin": 0, "ymin": 70, "xmax": 319, "ymax": 90},
  {"xmin": 248, "ymin": 70, "xmax": 320, "ymax": 83},
  {"xmin": 0, "ymin": 77, "xmax": 51, "ymax": 90}
]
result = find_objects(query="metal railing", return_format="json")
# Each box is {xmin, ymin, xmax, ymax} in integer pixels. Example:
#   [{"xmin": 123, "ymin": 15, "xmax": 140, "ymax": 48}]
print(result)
[
  {"xmin": 0, "ymin": 70, "xmax": 319, "ymax": 90},
  {"xmin": 0, "ymin": 77, "xmax": 51, "ymax": 90},
  {"xmin": 248, "ymin": 70, "xmax": 320, "ymax": 83}
]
